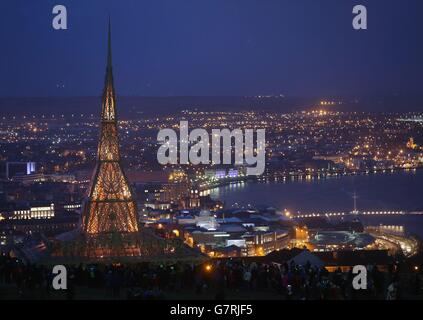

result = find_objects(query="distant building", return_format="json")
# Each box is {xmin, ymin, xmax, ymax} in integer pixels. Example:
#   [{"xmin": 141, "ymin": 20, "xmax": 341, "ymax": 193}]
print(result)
[
  {"xmin": 5, "ymin": 162, "xmax": 36, "ymax": 180},
  {"xmin": 144, "ymin": 202, "xmax": 171, "ymax": 210},
  {"xmin": 0, "ymin": 212, "xmax": 80, "ymax": 237},
  {"xmin": 149, "ymin": 208, "xmax": 293, "ymax": 258},
  {"xmin": 406, "ymin": 137, "xmax": 418, "ymax": 150},
  {"xmin": 242, "ymin": 229, "xmax": 290, "ymax": 256},
  {"xmin": 309, "ymin": 231, "xmax": 375, "ymax": 251},
  {"xmin": 0, "ymin": 228, "xmax": 26, "ymax": 250},
  {"xmin": 2, "ymin": 203, "xmax": 55, "ymax": 220},
  {"xmin": 132, "ymin": 170, "xmax": 193, "ymax": 209},
  {"xmin": 196, "ymin": 210, "xmax": 219, "ymax": 230},
  {"xmin": 204, "ymin": 167, "xmax": 245, "ymax": 180},
  {"xmin": 11, "ymin": 173, "xmax": 75, "ymax": 184}
]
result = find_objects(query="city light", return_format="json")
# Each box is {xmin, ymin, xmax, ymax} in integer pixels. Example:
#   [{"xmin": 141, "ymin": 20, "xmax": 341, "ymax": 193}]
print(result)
[{"xmin": 0, "ymin": 3, "xmax": 422, "ymax": 303}]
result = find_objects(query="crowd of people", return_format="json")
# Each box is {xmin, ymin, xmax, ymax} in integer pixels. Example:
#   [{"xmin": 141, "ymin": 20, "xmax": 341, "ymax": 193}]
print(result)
[{"xmin": 0, "ymin": 254, "xmax": 421, "ymax": 300}]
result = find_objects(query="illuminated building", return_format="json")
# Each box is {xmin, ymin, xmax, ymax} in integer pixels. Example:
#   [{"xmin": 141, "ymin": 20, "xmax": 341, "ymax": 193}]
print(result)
[
  {"xmin": 189, "ymin": 188, "xmax": 201, "ymax": 208},
  {"xmin": 26, "ymin": 22, "xmax": 204, "ymax": 264},
  {"xmin": 203, "ymin": 167, "xmax": 243, "ymax": 180},
  {"xmin": 309, "ymin": 231, "xmax": 375, "ymax": 251},
  {"xmin": 406, "ymin": 137, "xmax": 418, "ymax": 150},
  {"xmin": 128, "ymin": 170, "xmax": 191, "ymax": 209},
  {"xmin": 181, "ymin": 224, "xmax": 290, "ymax": 257},
  {"xmin": 81, "ymin": 21, "xmax": 138, "ymax": 235},
  {"xmin": 12, "ymin": 173, "xmax": 76, "ymax": 184},
  {"xmin": 5, "ymin": 162, "xmax": 36, "ymax": 180},
  {"xmin": 3, "ymin": 214, "xmax": 79, "ymax": 237},
  {"xmin": 195, "ymin": 209, "xmax": 219, "ymax": 230},
  {"xmin": 243, "ymin": 230, "xmax": 290, "ymax": 256},
  {"xmin": 162, "ymin": 170, "xmax": 190, "ymax": 204},
  {"xmin": 8, "ymin": 204, "xmax": 55, "ymax": 220}
]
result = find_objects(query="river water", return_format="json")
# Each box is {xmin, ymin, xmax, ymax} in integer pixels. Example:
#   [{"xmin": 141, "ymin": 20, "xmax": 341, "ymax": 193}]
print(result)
[{"xmin": 210, "ymin": 170, "xmax": 423, "ymax": 237}]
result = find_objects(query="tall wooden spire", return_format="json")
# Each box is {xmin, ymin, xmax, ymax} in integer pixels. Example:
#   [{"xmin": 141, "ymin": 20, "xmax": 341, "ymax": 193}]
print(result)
[{"xmin": 81, "ymin": 20, "xmax": 139, "ymax": 234}]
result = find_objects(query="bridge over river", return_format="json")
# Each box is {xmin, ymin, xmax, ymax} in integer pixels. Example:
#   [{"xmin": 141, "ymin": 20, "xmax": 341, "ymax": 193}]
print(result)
[{"xmin": 293, "ymin": 210, "xmax": 423, "ymax": 219}]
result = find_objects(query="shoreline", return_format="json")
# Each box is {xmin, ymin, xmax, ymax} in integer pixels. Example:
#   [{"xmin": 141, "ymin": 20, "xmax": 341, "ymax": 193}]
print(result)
[{"xmin": 200, "ymin": 166, "xmax": 422, "ymax": 193}]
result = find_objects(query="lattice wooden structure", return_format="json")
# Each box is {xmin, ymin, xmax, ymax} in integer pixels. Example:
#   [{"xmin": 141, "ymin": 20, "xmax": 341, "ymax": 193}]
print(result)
[
  {"xmin": 81, "ymin": 21, "xmax": 139, "ymax": 234},
  {"xmin": 46, "ymin": 230, "xmax": 205, "ymax": 264},
  {"xmin": 23, "ymin": 22, "xmax": 205, "ymax": 265}
]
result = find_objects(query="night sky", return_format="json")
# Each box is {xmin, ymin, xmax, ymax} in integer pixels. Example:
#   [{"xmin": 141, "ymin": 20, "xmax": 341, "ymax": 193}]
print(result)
[{"xmin": 0, "ymin": 0, "xmax": 422, "ymax": 98}]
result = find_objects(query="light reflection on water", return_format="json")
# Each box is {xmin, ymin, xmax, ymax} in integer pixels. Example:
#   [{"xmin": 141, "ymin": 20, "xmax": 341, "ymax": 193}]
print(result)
[{"xmin": 209, "ymin": 170, "xmax": 423, "ymax": 237}]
